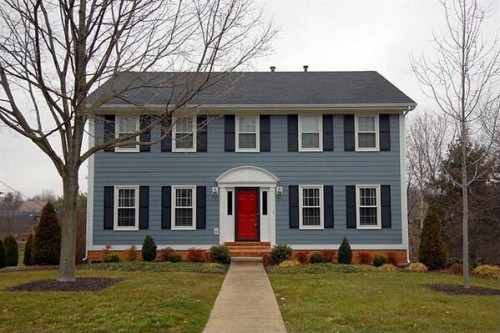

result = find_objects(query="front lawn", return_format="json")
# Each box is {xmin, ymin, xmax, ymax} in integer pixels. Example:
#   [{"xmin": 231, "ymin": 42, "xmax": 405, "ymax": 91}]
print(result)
[
  {"xmin": 268, "ymin": 264, "xmax": 500, "ymax": 333},
  {"xmin": 0, "ymin": 263, "xmax": 225, "ymax": 333}
]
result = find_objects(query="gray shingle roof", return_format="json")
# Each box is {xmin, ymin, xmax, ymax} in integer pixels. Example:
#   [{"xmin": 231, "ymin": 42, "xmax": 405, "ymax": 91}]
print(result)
[{"xmin": 88, "ymin": 71, "xmax": 416, "ymax": 107}]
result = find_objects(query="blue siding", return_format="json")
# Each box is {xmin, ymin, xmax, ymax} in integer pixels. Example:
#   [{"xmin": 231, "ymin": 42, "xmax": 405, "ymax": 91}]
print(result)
[{"xmin": 92, "ymin": 114, "xmax": 402, "ymax": 246}]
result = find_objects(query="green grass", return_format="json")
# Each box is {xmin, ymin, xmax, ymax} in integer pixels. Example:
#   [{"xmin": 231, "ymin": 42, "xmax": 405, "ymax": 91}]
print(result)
[
  {"xmin": 268, "ymin": 265, "xmax": 500, "ymax": 333},
  {"xmin": 0, "ymin": 264, "xmax": 225, "ymax": 333}
]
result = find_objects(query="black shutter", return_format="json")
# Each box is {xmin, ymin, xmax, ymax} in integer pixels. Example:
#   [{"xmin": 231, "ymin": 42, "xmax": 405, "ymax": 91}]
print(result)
[
  {"xmin": 161, "ymin": 186, "xmax": 172, "ymax": 229},
  {"xmin": 224, "ymin": 115, "xmax": 235, "ymax": 152},
  {"xmin": 346, "ymin": 186, "xmax": 356, "ymax": 228},
  {"xmin": 104, "ymin": 115, "xmax": 115, "ymax": 152},
  {"xmin": 197, "ymin": 115, "xmax": 208, "ymax": 152},
  {"xmin": 161, "ymin": 117, "xmax": 172, "ymax": 152},
  {"xmin": 344, "ymin": 115, "xmax": 355, "ymax": 151},
  {"xmin": 379, "ymin": 114, "xmax": 391, "ymax": 151},
  {"xmin": 140, "ymin": 116, "xmax": 151, "ymax": 152},
  {"xmin": 288, "ymin": 115, "xmax": 298, "ymax": 152},
  {"xmin": 139, "ymin": 186, "xmax": 149, "ymax": 229},
  {"xmin": 196, "ymin": 186, "xmax": 206, "ymax": 229},
  {"xmin": 324, "ymin": 186, "xmax": 334, "ymax": 228},
  {"xmin": 260, "ymin": 115, "xmax": 271, "ymax": 152},
  {"xmin": 103, "ymin": 186, "xmax": 114, "ymax": 229},
  {"xmin": 289, "ymin": 185, "xmax": 299, "ymax": 229},
  {"xmin": 381, "ymin": 185, "xmax": 392, "ymax": 228},
  {"xmin": 323, "ymin": 115, "xmax": 334, "ymax": 151}
]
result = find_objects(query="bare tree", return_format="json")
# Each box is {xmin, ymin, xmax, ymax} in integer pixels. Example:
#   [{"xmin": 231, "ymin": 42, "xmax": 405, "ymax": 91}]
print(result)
[
  {"xmin": 411, "ymin": 0, "xmax": 500, "ymax": 287},
  {"xmin": 32, "ymin": 189, "xmax": 57, "ymax": 202},
  {"xmin": 0, "ymin": 0, "xmax": 275, "ymax": 281},
  {"xmin": 0, "ymin": 192, "xmax": 23, "ymax": 236}
]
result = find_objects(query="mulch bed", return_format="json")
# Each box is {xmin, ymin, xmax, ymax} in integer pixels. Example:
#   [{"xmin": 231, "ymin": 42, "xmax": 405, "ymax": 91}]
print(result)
[
  {"xmin": 6, "ymin": 278, "xmax": 124, "ymax": 292},
  {"xmin": 425, "ymin": 283, "xmax": 500, "ymax": 296}
]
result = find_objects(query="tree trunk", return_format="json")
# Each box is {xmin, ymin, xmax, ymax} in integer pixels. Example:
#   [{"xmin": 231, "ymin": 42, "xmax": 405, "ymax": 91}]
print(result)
[
  {"xmin": 58, "ymin": 169, "xmax": 79, "ymax": 282},
  {"xmin": 461, "ymin": 139, "xmax": 470, "ymax": 288}
]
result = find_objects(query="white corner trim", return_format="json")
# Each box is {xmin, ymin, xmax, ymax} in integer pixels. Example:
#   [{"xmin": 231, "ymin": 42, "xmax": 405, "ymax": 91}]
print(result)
[
  {"xmin": 400, "ymin": 113, "xmax": 409, "ymax": 262},
  {"xmin": 86, "ymin": 117, "xmax": 96, "ymax": 255}
]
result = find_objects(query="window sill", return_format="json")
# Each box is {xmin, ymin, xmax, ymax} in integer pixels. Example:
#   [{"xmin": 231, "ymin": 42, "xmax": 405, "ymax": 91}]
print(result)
[
  {"xmin": 235, "ymin": 149, "xmax": 260, "ymax": 153},
  {"xmin": 299, "ymin": 226, "xmax": 324, "ymax": 230},
  {"xmin": 172, "ymin": 148, "xmax": 197, "ymax": 153},
  {"xmin": 113, "ymin": 227, "xmax": 139, "ymax": 231},
  {"xmin": 114, "ymin": 148, "xmax": 140, "ymax": 153},
  {"xmin": 355, "ymin": 148, "xmax": 379, "ymax": 152},
  {"xmin": 171, "ymin": 227, "xmax": 197, "ymax": 231},
  {"xmin": 356, "ymin": 225, "xmax": 381, "ymax": 230}
]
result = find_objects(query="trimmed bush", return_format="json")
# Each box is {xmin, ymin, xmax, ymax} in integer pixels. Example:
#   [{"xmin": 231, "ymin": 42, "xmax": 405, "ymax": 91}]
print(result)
[
  {"xmin": 23, "ymin": 234, "xmax": 35, "ymax": 266},
  {"xmin": 158, "ymin": 247, "xmax": 175, "ymax": 262},
  {"xmin": 419, "ymin": 211, "xmax": 446, "ymax": 270},
  {"xmin": 166, "ymin": 252, "xmax": 183, "ymax": 263},
  {"xmin": 209, "ymin": 245, "xmax": 231, "ymax": 264},
  {"xmin": 337, "ymin": 237, "xmax": 352, "ymax": 264},
  {"xmin": 4, "ymin": 235, "xmax": 18, "ymax": 266},
  {"xmin": 294, "ymin": 251, "xmax": 309, "ymax": 264},
  {"xmin": 473, "ymin": 265, "xmax": 500, "ymax": 279},
  {"xmin": 322, "ymin": 250, "xmax": 335, "ymax": 263},
  {"xmin": 104, "ymin": 253, "xmax": 120, "ymax": 263},
  {"xmin": 357, "ymin": 252, "xmax": 373, "ymax": 265},
  {"xmin": 141, "ymin": 236, "xmax": 157, "ymax": 262},
  {"xmin": 446, "ymin": 257, "xmax": 462, "ymax": 268},
  {"xmin": 309, "ymin": 252, "xmax": 325, "ymax": 264},
  {"xmin": 187, "ymin": 248, "xmax": 206, "ymax": 262},
  {"xmin": 270, "ymin": 244, "xmax": 293, "ymax": 264},
  {"xmin": 449, "ymin": 263, "xmax": 463, "ymax": 274},
  {"xmin": 406, "ymin": 263, "xmax": 428, "ymax": 272},
  {"xmin": 34, "ymin": 202, "xmax": 61, "ymax": 265},
  {"xmin": 379, "ymin": 264, "xmax": 397, "ymax": 272},
  {"xmin": 0, "ymin": 240, "xmax": 5, "ymax": 269},
  {"xmin": 126, "ymin": 245, "xmax": 137, "ymax": 262},
  {"xmin": 373, "ymin": 254, "xmax": 386, "ymax": 267},
  {"xmin": 279, "ymin": 259, "xmax": 300, "ymax": 267}
]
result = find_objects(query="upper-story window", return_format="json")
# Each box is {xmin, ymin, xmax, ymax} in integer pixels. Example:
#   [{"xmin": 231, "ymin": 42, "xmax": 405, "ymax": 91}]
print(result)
[
  {"xmin": 236, "ymin": 116, "xmax": 259, "ymax": 152},
  {"xmin": 356, "ymin": 185, "xmax": 381, "ymax": 229},
  {"xmin": 115, "ymin": 116, "xmax": 139, "ymax": 152},
  {"xmin": 173, "ymin": 116, "xmax": 196, "ymax": 152},
  {"xmin": 299, "ymin": 115, "xmax": 322, "ymax": 151},
  {"xmin": 355, "ymin": 115, "xmax": 379, "ymax": 151},
  {"xmin": 114, "ymin": 185, "xmax": 139, "ymax": 230}
]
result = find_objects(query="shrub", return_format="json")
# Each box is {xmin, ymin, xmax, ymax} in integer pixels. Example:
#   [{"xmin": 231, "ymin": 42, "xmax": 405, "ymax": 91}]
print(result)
[
  {"xmin": 294, "ymin": 251, "xmax": 309, "ymax": 264},
  {"xmin": 418, "ymin": 211, "xmax": 446, "ymax": 270},
  {"xmin": 379, "ymin": 264, "xmax": 397, "ymax": 272},
  {"xmin": 449, "ymin": 263, "xmax": 463, "ymax": 274},
  {"xmin": 187, "ymin": 248, "xmax": 206, "ymax": 262},
  {"xmin": 279, "ymin": 259, "xmax": 300, "ymax": 267},
  {"xmin": 357, "ymin": 252, "xmax": 373, "ymax": 265},
  {"xmin": 473, "ymin": 265, "xmax": 500, "ymax": 279},
  {"xmin": 141, "ymin": 236, "xmax": 157, "ymax": 262},
  {"xmin": 446, "ymin": 257, "xmax": 462, "ymax": 268},
  {"xmin": 4, "ymin": 235, "xmax": 18, "ymax": 267},
  {"xmin": 322, "ymin": 250, "xmax": 335, "ymax": 263},
  {"xmin": 126, "ymin": 245, "xmax": 137, "ymax": 261},
  {"xmin": 23, "ymin": 233, "xmax": 35, "ymax": 266},
  {"xmin": 158, "ymin": 247, "xmax": 175, "ymax": 262},
  {"xmin": 104, "ymin": 253, "xmax": 120, "ymax": 263},
  {"xmin": 270, "ymin": 244, "xmax": 293, "ymax": 264},
  {"xmin": 166, "ymin": 252, "xmax": 182, "ymax": 262},
  {"xmin": 373, "ymin": 254, "xmax": 386, "ymax": 267},
  {"xmin": 406, "ymin": 263, "xmax": 428, "ymax": 272},
  {"xmin": 34, "ymin": 202, "xmax": 61, "ymax": 265},
  {"xmin": 337, "ymin": 237, "xmax": 352, "ymax": 264},
  {"xmin": 309, "ymin": 252, "xmax": 325, "ymax": 264},
  {"xmin": 386, "ymin": 252, "xmax": 399, "ymax": 266},
  {"xmin": 0, "ymin": 240, "xmax": 5, "ymax": 269},
  {"xmin": 209, "ymin": 245, "xmax": 231, "ymax": 264}
]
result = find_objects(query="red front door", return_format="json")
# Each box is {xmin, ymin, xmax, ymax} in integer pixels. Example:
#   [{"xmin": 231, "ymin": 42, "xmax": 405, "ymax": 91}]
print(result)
[{"xmin": 236, "ymin": 188, "xmax": 259, "ymax": 241}]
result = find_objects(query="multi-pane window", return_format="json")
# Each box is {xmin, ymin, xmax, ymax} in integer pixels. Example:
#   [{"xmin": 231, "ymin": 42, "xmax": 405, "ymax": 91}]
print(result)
[
  {"xmin": 357, "ymin": 185, "xmax": 380, "ymax": 228},
  {"xmin": 299, "ymin": 185, "xmax": 323, "ymax": 229},
  {"xmin": 299, "ymin": 115, "xmax": 322, "ymax": 151},
  {"xmin": 115, "ymin": 116, "xmax": 139, "ymax": 151},
  {"xmin": 173, "ymin": 117, "xmax": 196, "ymax": 151},
  {"xmin": 236, "ymin": 116, "xmax": 259, "ymax": 151},
  {"xmin": 172, "ymin": 186, "xmax": 196, "ymax": 229},
  {"xmin": 114, "ymin": 186, "xmax": 138, "ymax": 229},
  {"xmin": 356, "ymin": 115, "xmax": 378, "ymax": 150}
]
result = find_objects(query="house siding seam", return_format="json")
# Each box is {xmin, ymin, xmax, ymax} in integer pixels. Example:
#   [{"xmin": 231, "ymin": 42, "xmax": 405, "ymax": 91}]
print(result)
[{"xmin": 91, "ymin": 114, "xmax": 402, "ymax": 246}]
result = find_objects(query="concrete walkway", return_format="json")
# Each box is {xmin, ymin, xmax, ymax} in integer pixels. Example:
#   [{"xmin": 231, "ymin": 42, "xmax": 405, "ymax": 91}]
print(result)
[{"xmin": 203, "ymin": 258, "xmax": 287, "ymax": 333}]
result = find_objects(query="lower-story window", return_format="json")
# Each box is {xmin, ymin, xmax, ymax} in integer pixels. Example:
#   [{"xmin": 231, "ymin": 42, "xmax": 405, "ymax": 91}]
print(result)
[
  {"xmin": 357, "ymin": 185, "xmax": 381, "ymax": 229},
  {"xmin": 172, "ymin": 186, "xmax": 196, "ymax": 230},
  {"xmin": 114, "ymin": 186, "xmax": 139, "ymax": 230},
  {"xmin": 299, "ymin": 185, "xmax": 324, "ymax": 229}
]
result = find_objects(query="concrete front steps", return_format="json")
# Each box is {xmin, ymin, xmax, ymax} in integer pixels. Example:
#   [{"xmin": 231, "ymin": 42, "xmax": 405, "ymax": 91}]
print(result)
[{"xmin": 225, "ymin": 242, "xmax": 271, "ymax": 258}]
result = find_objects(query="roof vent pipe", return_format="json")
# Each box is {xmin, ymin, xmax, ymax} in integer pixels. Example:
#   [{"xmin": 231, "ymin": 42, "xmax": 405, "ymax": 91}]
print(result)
[
  {"xmin": 270, "ymin": 66, "xmax": 276, "ymax": 72},
  {"xmin": 303, "ymin": 65, "xmax": 308, "ymax": 72}
]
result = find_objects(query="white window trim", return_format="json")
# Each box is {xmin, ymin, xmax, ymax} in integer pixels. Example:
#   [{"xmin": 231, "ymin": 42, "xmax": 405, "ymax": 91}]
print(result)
[
  {"xmin": 171, "ymin": 185, "xmax": 197, "ymax": 230},
  {"xmin": 115, "ymin": 116, "xmax": 140, "ymax": 152},
  {"xmin": 236, "ymin": 115, "xmax": 260, "ymax": 152},
  {"xmin": 299, "ymin": 185, "xmax": 324, "ymax": 230},
  {"xmin": 356, "ymin": 184, "xmax": 381, "ymax": 229},
  {"xmin": 355, "ymin": 114, "xmax": 379, "ymax": 152},
  {"xmin": 172, "ymin": 116, "xmax": 197, "ymax": 152},
  {"xmin": 298, "ymin": 115, "xmax": 323, "ymax": 152},
  {"xmin": 113, "ymin": 185, "xmax": 139, "ymax": 231}
]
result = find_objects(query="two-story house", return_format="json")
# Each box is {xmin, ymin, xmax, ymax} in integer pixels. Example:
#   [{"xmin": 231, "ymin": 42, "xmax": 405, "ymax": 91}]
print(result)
[{"xmin": 86, "ymin": 71, "xmax": 416, "ymax": 263}]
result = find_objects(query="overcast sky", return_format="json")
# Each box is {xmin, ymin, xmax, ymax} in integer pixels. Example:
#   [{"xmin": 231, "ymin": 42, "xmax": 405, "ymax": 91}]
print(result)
[{"xmin": 0, "ymin": 0, "xmax": 499, "ymax": 198}]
